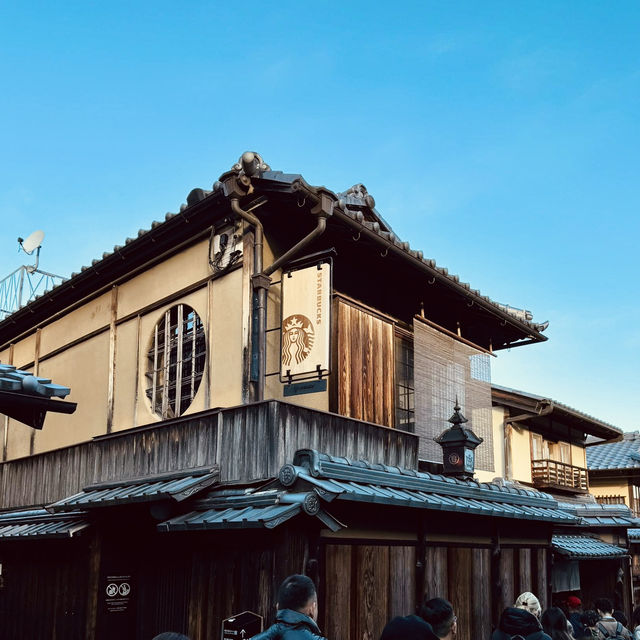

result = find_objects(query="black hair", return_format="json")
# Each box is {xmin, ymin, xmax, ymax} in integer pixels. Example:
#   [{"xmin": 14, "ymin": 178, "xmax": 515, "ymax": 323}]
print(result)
[
  {"xmin": 632, "ymin": 606, "xmax": 640, "ymax": 629},
  {"xmin": 152, "ymin": 633, "xmax": 190, "ymax": 640},
  {"xmin": 277, "ymin": 574, "xmax": 317, "ymax": 612},
  {"xmin": 541, "ymin": 607, "xmax": 572, "ymax": 640},
  {"xmin": 580, "ymin": 610, "xmax": 600, "ymax": 628},
  {"xmin": 420, "ymin": 598, "xmax": 455, "ymax": 638},
  {"xmin": 613, "ymin": 610, "xmax": 628, "ymax": 627},
  {"xmin": 594, "ymin": 598, "xmax": 613, "ymax": 614}
]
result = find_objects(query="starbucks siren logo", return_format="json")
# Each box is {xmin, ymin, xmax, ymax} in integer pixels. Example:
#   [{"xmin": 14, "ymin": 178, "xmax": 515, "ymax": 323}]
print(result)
[{"xmin": 282, "ymin": 314, "xmax": 315, "ymax": 366}]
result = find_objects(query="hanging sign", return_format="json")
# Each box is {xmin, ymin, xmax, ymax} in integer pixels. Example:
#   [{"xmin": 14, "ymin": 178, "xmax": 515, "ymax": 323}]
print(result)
[
  {"xmin": 222, "ymin": 610, "xmax": 263, "ymax": 640},
  {"xmin": 280, "ymin": 262, "xmax": 331, "ymax": 382}
]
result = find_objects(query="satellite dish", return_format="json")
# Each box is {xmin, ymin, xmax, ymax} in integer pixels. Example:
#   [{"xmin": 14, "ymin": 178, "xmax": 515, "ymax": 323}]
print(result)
[{"xmin": 19, "ymin": 230, "xmax": 45, "ymax": 255}]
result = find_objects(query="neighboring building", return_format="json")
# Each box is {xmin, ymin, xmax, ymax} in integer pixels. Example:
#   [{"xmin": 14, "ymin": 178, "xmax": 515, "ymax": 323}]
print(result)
[
  {"xmin": 586, "ymin": 432, "xmax": 640, "ymax": 601},
  {"xmin": 490, "ymin": 385, "xmax": 631, "ymax": 611},
  {"xmin": 0, "ymin": 152, "xmax": 614, "ymax": 639}
]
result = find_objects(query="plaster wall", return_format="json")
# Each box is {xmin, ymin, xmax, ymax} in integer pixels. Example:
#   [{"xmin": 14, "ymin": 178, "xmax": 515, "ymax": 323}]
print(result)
[
  {"xmin": 589, "ymin": 479, "xmax": 631, "ymax": 504},
  {"xmin": 510, "ymin": 424, "xmax": 533, "ymax": 484},
  {"xmin": 571, "ymin": 443, "xmax": 586, "ymax": 468}
]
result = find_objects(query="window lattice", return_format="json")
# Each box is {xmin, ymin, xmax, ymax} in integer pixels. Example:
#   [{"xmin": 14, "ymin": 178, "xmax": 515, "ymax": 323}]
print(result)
[
  {"xmin": 146, "ymin": 304, "xmax": 206, "ymax": 419},
  {"xmin": 395, "ymin": 334, "xmax": 415, "ymax": 432}
]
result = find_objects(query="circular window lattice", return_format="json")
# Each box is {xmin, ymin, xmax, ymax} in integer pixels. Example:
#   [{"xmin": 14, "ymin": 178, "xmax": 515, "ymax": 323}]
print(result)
[{"xmin": 146, "ymin": 304, "xmax": 206, "ymax": 418}]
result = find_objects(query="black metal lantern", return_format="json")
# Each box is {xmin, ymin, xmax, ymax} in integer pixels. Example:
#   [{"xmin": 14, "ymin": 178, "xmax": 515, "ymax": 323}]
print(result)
[{"xmin": 434, "ymin": 400, "xmax": 483, "ymax": 480}]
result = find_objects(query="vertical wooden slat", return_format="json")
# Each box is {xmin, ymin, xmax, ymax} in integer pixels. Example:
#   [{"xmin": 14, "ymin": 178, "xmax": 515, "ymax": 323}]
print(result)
[
  {"xmin": 424, "ymin": 546, "xmax": 448, "ymax": 601},
  {"xmin": 498, "ymin": 549, "xmax": 515, "ymax": 613},
  {"xmin": 162, "ymin": 309, "xmax": 171, "ymax": 418},
  {"xmin": 382, "ymin": 322, "xmax": 394, "ymax": 427},
  {"xmin": 518, "ymin": 548, "xmax": 532, "ymax": 595},
  {"xmin": 472, "ymin": 549, "xmax": 492, "ymax": 640},
  {"xmin": 362, "ymin": 312, "xmax": 374, "ymax": 423},
  {"xmin": 337, "ymin": 301, "xmax": 351, "ymax": 417},
  {"xmin": 389, "ymin": 546, "xmax": 415, "ymax": 618},
  {"xmin": 536, "ymin": 548, "xmax": 548, "ymax": 611},
  {"xmin": 175, "ymin": 304, "xmax": 184, "ymax": 417},
  {"xmin": 348, "ymin": 306, "xmax": 363, "ymax": 420},
  {"xmin": 356, "ymin": 545, "xmax": 389, "ymax": 640},
  {"xmin": 324, "ymin": 545, "xmax": 353, "ymax": 640},
  {"xmin": 448, "ymin": 548, "xmax": 472, "ymax": 640}
]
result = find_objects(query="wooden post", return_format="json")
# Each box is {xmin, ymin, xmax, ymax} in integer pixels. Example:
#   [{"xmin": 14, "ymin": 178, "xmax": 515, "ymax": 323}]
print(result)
[{"xmin": 85, "ymin": 530, "xmax": 103, "ymax": 640}]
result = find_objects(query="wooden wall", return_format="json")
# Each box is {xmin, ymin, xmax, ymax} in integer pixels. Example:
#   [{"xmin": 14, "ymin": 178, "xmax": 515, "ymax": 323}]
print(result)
[
  {"xmin": 335, "ymin": 299, "xmax": 395, "ymax": 428},
  {"xmin": 0, "ymin": 538, "xmax": 90, "ymax": 640},
  {"xmin": 0, "ymin": 400, "xmax": 418, "ymax": 509}
]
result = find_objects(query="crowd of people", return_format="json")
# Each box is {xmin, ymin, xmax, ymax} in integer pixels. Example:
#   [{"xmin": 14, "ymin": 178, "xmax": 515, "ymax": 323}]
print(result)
[{"xmin": 150, "ymin": 575, "xmax": 640, "ymax": 640}]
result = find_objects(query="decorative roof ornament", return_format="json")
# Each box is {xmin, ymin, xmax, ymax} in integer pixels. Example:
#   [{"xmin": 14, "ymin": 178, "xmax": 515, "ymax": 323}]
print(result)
[{"xmin": 232, "ymin": 151, "xmax": 271, "ymax": 178}]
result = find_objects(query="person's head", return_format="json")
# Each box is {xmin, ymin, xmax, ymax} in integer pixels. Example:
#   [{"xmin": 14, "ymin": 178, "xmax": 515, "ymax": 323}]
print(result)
[
  {"xmin": 276, "ymin": 574, "xmax": 318, "ymax": 621},
  {"xmin": 541, "ymin": 607, "xmax": 571, "ymax": 639},
  {"xmin": 420, "ymin": 598, "xmax": 456, "ymax": 639},
  {"xmin": 632, "ymin": 606, "xmax": 640, "ymax": 629},
  {"xmin": 594, "ymin": 598, "xmax": 613, "ymax": 616},
  {"xmin": 613, "ymin": 610, "xmax": 628, "ymax": 627},
  {"xmin": 567, "ymin": 596, "xmax": 582, "ymax": 611},
  {"xmin": 380, "ymin": 615, "xmax": 439, "ymax": 640},
  {"xmin": 152, "ymin": 634, "xmax": 190, "ymax": 640},
  {"xmin": 515, "ymin": 592, "xmax": 542, "ymax": 618},
  {"xmin": 580, "ymin": 610, "xmax": 599, "ymax": 628}
]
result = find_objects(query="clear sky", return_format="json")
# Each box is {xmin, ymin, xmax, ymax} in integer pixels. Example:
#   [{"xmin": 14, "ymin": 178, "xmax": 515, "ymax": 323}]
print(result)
[{"xmin": 1, "ymin": 2, "xmax": 638, "ymax": 430}]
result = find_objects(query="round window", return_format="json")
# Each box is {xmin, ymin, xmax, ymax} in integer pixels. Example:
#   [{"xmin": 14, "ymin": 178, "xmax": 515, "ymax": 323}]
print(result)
[{"xmin": 146, "ymin": 304, "xmax": 206, "ymax": 418}]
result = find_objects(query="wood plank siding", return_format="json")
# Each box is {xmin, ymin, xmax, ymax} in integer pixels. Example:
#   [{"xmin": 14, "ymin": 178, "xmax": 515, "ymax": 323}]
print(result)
[
  {"xmin": 335, "ymin": 299, "xmax": 395, "ymax": 427},
  {"xmin": 0, "ymin": 400, "xmax": 417, "ymax": 509}
]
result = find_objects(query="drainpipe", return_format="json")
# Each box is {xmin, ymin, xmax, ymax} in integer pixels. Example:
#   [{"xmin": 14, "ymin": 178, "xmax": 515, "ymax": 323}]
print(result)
[{"xmin": 224, "ymin": 162, "xmax": 333, "ymax": 402}]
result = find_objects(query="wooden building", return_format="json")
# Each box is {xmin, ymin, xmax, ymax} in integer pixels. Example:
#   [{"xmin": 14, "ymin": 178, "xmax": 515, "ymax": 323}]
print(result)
[{"xmin": 0, "ymin": 152, "xmax": 617, "ymax": 639}]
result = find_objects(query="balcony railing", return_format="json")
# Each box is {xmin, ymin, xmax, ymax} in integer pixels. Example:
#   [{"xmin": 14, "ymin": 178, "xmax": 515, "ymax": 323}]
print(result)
[{"xmin": 531, "ymin": 459, "xmax": 589, "ymax": 493}]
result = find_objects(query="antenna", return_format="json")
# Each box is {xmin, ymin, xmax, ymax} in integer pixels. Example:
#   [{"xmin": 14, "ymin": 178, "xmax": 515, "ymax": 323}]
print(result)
[{"xmin": 0, "ymin": 230, "xmax": 65, "ymax": 319}]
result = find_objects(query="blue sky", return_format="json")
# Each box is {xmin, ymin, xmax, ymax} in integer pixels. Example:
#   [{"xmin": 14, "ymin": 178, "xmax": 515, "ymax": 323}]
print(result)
[{"xmin": 1, "ymin": 2, "xmax": 638, "ymax": 430}]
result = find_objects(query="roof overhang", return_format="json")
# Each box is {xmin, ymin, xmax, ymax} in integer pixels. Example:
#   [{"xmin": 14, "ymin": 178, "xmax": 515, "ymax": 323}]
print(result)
[
  {"xmin": 492, "ymin": 385, "xmax": 622, "ymax": 442},
  {"xmin": 0, "ymin": 389, "xmax": 77, "ymax": 430},
  {"xmin": 552, "ymin": 534, "xmax": 627, "ymax": 559}
]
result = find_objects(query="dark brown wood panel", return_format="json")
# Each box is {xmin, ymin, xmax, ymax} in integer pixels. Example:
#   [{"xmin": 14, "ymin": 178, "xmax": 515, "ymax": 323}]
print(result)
[
  {"xmin": 423, "ymin": 546, "xmax": 449, "ymax": 601},
  {"xmin": 472, "ymin": 549, "xmax": 492, "ymax": 640},
  {"xmin": 389, "ymin": 546, "xmax": 415, "ymax": 618},
  {"xmin": 355, "ymin": 545, "xmax": 390, "ymax": 640},
  {"xmin": 498, "ymin": 549, "xmax": 515, "ymax": 613},
  {"xmin": 336, "ymin": 299, "xmax": 395, "ymax": 428},
  {"xmin": 535, "ymin": 548, "xmax": 548, "ymax": 611},
  {"xmin": 518, "ymin": 548, "xmax": 532, "ymax": 595},
  {"xmin": 448, "ymin": 547, "xmax": 472, "ymax": 640},
  {"xmin": 324, "ymin": 545, "xmax": 353, "ymax": 640}
]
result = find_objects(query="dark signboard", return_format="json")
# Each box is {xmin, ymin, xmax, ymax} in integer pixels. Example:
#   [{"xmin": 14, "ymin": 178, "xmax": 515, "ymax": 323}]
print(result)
[
  {"xmin": 222, "ymin": 610, "xmax": 263, "ymax": 640},
  {"xmin": 104, "ymin": 574, "xmax": 133, "ymax": 614}
]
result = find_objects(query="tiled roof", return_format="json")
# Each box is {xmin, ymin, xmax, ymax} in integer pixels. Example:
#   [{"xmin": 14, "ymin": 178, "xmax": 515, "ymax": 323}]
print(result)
[
  {"xmin": 587, "ymin": 432, "xmax": 640, "ymax": 471},
  {"xmin": 556, "ymin": 501, "xmax": 635, "ymax": 527},
  {"xmin": 552, "ymin": 535, "xmax": 627, "ymax": 559},
  {"xmin": 628, "ymin": 528, "xmax": 640, "ymax": 541},
  {"xmin": 48, "ymin": 467, "xmax": 219, "ymax": 512},
  {"xmin": 0, "ymin": 153, "xmax": 547, "ymax": 346},
  {"xmin": 0, "ymin": 364, "xmax": 70, "ymax": 398},
  {"xmin": 280, "ymin": 449, "xmax": 578, "ymax": 524},
  {"xmin": 158, "ymin": 488, "xmax": 342, "ymax": 532},
  {"xmin": 0, "ymin": 508, "xmax": 89, "ymax": 540}
]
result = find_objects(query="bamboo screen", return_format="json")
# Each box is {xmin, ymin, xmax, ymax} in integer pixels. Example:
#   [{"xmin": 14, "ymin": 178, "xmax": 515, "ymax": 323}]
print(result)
[{"xmin": 413, "ymin": 317, "xmax": 494, "ymax": 471}]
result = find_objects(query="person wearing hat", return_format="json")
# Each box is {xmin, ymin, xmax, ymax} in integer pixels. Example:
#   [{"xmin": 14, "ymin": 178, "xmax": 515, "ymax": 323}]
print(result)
[
  {"xmin": 379, "ymin": 615, "xmax": 439, "ymax": 640},
  {"xmin": 567, "ymin": 596, "xmax": 585, "ymax": 638}
]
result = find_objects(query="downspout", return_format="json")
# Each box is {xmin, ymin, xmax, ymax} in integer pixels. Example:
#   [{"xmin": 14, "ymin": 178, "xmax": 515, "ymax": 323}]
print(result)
[{"xmin": 225, "ymin": 160, "xmax": 333, "ymax": 401}]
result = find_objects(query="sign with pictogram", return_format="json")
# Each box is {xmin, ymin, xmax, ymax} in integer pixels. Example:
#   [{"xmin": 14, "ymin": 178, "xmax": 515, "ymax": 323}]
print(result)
[
  {"xmin": 104, "ymin": 574, "xmax": 132, "ymax": 614},
  {"xmin": 221, "ymin": 610, "xmax": 263, "ymax": 640}
]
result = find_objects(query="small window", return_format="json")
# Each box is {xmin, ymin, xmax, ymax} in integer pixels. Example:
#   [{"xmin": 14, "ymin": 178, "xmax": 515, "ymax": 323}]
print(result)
[
  {"xmin": 394, "ymin": 334, "xmax": 415, "ymax": 432},
  {"xmin": 146, "ymin": 304, "xmax": 206, "ymax": 419}
]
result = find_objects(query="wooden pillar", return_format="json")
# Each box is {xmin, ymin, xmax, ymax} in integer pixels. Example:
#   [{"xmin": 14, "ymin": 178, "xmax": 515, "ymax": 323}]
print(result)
[{"xmin": 85, "ymin": 530, "xmax": 103, "ymax": 640}]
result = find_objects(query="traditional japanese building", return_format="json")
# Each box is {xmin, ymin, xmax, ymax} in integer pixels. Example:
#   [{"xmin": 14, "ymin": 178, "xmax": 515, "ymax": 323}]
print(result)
[{"xmin": 0, "ymin": 152, "xmax": 620, "ymax": 639}]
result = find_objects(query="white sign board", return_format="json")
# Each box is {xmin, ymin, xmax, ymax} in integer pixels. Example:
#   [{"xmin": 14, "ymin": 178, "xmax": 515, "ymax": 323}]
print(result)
[{"xmin": 280, "ymin": 262, "xmax": 331, "ymax": 381}]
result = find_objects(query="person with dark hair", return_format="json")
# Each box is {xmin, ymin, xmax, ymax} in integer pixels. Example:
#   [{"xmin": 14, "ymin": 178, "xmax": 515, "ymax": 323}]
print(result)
[
  {"xmin": 491, "ymin": 606, "xmax": 552, "ymax": 640},
  {"xmin": 594, "ymin": 598, "xmax": 632, "ymax": 640},
  {"xmin": 541, "ymin": 607, "xmax": 573, "ymax": 640},
  {"xmin": 580, "ymin": 610, "xmax": 600, "ymax": 640},
  {"xmin": 252, "ymin": 575, "xmax": 326, "ymax": 640},
  {"xmin": 379, "ymin": 615, "xmax": 440, "ymax": 640},
  {"xmin": 630, "ymin": 606, "xmax": 640, "ymax": 640},
  {"xmin": 419, "ymin": 598, "xmax": 456, "ymax": 640},
  {"xmin": 152, "ymin": 634, "xmax": 191, "ymax": 640}
]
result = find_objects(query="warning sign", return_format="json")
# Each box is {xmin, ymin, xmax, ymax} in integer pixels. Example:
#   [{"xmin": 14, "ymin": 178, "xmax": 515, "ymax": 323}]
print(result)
[{"xmin": 104, "ymin": 575, "xmax": 132, "ymax": 614}]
